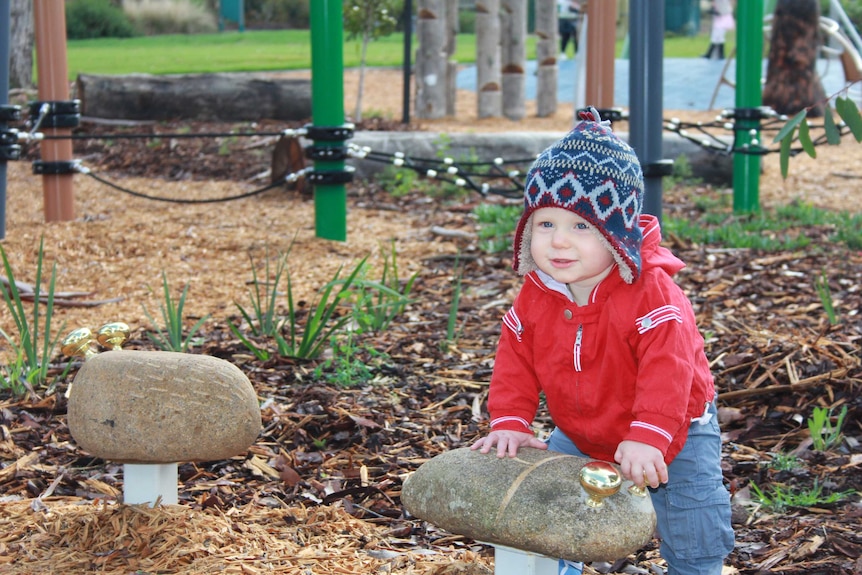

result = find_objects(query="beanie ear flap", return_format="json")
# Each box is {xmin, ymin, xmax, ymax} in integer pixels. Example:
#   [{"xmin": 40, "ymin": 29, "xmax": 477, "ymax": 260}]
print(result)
[{"xmin": 512, "ymin": 211, "xmax": 537, "ymax": 276}]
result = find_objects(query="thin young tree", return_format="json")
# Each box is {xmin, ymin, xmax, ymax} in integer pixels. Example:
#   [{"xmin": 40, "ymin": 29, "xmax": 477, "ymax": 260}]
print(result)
[{"xmin": 344, "ymin": 0, "xmax": 402, "ymax": 122}]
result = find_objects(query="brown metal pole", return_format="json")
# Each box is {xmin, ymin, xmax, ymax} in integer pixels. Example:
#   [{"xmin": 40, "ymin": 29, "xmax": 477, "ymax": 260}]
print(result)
[
  {"xmin": 33, "ymin": 0, "xmax": 74, "ymax": 222},
  {"xmin": 584, "ymin": 0, "xmax": 617, "ymax": 108}
]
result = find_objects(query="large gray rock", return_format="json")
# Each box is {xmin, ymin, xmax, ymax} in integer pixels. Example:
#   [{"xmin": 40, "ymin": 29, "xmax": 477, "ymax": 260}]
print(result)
[
  {"xmin": 401, "ymin": 447, "xmax": 656, "ymax": 563},
  {"xmin": 68, "ymin": 351, "xmax": 261, "ymax": 463},
  {"xmin": 347, "ymin": 131, "xmax": 733, "ymax": 186}
]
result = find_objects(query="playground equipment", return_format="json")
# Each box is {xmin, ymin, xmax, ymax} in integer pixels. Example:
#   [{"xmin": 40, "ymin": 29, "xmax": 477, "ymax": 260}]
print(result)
[
  {"xmin": 731, "ymin": 0, "xmax": 764, "ymax": 214},
  {"xmin": 32, "ymin": 0, "xmax": 76, "ymax": 223},
  {"xmin": 62, "ymin": 323, "xmax": 261, "ymax": 506},
  {"xmin": 402, "ymin": 446, "xmax": 656, "ymax": 575}
]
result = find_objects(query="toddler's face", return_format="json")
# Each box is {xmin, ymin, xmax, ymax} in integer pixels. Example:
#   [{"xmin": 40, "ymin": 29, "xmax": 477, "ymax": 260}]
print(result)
[{"xmin": 529, "ymin": 207, "xmax": 615, "ymax": 290}]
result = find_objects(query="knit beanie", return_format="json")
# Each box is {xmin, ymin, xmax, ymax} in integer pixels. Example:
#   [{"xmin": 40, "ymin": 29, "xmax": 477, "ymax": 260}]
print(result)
[{"xmin": 512, "ymin": 107, "xmax": 645, "ymax": 283}]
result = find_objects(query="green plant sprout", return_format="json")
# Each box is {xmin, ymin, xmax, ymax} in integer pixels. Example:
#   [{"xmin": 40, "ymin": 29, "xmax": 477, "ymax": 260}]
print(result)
[
  {"xmin": 351, "ymin": 241, "xmax": 417, "ymax": 333},
  {"xmin": 234, "ymin": 249, "xmax": 288, "ymax": 333},
  {"xmin": 0, "ymin": 238, "xmax": 64, "ymax": 396},
  {"xmin": 665, "ymin": 200, "xmax": 862, "ymax": 251},
  {"xmin": 313, "ymin": 334, "xmax": 384, "ymax": 388},
  {"xmin": 808, "ymin": 405, "xmax": 848, "ymax": 452},
  {"xmin": 142, "ymin": 271, "xmax": 210, "ymax": 352},
  {"xmin": 278, "ymin": 257, "xmax": 368, "ymax": 360},
  {"xmin": 750, "ymin": 479, "xmax": 855, "ymax": 512},
  {"xmin": 474, "ymin": 203, "xmax": 521, "ymax": 254},
  {"xmin": 766, "ymin": 451, "xmax": 800, "ymax": 472},
  {"xmin": 443, "ymin": 256, "xmax": 464, "ymax": 350},
  {"xmin": 229, "ymin": 249, "xmax": 289, "ymax": 362},
  {"xmin": 814, "ymin": 270, "xmax": 839, "ymax": 325}
]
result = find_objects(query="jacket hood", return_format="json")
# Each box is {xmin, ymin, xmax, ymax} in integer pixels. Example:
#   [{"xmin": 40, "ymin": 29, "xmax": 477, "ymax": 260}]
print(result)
[{"xmin": 639, "ymin": 214, "xmax": 685, "ymax": 277}]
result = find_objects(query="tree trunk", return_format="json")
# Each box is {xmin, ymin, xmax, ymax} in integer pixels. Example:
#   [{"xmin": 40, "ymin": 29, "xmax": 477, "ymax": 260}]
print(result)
[
  {"xmin": 415, "ymin": 0, "xmax": 448, "ymax": 119},
  {"xmin": 9, "ymin": 0, "xmax": 34, "ymax": 89},
  {"xmin": 75, "ymin": 73, "xmax": 312, "ymax": 121},
  {"xmin": 475, "ymin": 0, "xmax": 501, "ymax": 118},
  {"xmin": 762, "ymin": 0, "xmax": 827, "ymax": 117},
  {"xmin": 355, "ymin": 33, "xmax": 370, "ymax": 122},
  {"xmin": 534, "ymin": 0, "xmax": 558, "ymax": 118},
  {"xmin": 500, "ymin": 0, "xmax": 526, "ymax": 120},
  {"xmin": 445, "ymin": 0, "xmax": 458, "ymax": 117}
]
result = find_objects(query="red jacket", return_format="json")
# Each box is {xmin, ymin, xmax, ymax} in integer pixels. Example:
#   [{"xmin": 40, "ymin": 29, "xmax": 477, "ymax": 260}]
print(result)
[{"xmin": 488, "ymin": 215, "xmax": 715, "ymax": 463}]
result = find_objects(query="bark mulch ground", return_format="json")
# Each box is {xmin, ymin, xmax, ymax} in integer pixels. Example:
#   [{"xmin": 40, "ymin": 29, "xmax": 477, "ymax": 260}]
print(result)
[{"xmin": 0, "ymin": 112, "xmax": 860, "ymax": 574}]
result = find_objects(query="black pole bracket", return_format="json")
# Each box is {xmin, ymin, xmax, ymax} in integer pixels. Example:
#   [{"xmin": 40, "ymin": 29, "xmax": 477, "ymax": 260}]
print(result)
[
  {"xmin": 307, "ymin": 167, "xmax": 355, "ymax": 185},
  {"xmin": 0, "ymin": 105, "xmax": 22, "ymax": 123},
  {"xmin": 28, "ymin": 100, "xmax": 81, "ymax": 129},
  {"xmin": 0, "ymin": 130, "xmax": 22, "ymax": 161},
  {"xmin": 727, "ymin": 107, "xmax": 771, "ymax": 123},
  {"xmin": 32, "ymin": 160, "xmax": 81, "ymax": 175},
  {"xmin": 642, "ymin": 159, "xmax": 675, "ymax": 178},
  {"xmin": 306, "ymin": 145, "xmax": 350, "ymax": 161},
  {"xmin": 303, "ymin": 123, "xmax": 354, "ymax": 142}
]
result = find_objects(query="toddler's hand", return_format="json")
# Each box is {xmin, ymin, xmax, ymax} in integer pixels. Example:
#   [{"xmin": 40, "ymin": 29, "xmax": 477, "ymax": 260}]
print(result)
[
  {"xmin": 613, "ymin": 440, "xmax": 668, "ymax": 488},
  {"xmin": 470, "ymin": 430, "xmax": 548, "ymax": 458}
]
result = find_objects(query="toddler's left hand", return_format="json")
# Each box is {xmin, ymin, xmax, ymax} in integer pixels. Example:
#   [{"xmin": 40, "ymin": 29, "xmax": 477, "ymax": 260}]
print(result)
[{"xmin": 614, "ymin": 440, "xmax": 668, "ymax": 488}]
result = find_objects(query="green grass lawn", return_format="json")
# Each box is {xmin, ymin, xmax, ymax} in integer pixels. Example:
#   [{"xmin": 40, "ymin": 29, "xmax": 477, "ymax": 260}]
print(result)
[{"xmin": 66, "ymin": 29, "xmax": 726, "ymax": 80}]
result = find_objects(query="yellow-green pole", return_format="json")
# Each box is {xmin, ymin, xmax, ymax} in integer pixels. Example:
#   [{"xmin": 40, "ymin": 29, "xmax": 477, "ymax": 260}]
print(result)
[
  {"xmin": 732, "ymin": 0, "xmax": 763, "ymax": 213},
  {"xmin": 310, "ymin": 0, "xmax": 347, "ymax": 241}
]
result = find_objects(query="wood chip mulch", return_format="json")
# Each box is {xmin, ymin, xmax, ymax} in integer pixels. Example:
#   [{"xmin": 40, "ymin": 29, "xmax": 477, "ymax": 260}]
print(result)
[{"xmin": 1, "ymin": 114, "xmax": 861, "ymax": 574}]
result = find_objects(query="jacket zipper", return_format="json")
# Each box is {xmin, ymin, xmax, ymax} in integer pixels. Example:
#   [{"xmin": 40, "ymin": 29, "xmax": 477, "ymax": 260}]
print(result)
[{"xmin": 573, "ymin": 324, "xmax": 583, "ymax": 372}]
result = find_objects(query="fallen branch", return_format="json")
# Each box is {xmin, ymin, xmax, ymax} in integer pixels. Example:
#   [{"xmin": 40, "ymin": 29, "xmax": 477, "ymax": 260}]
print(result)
[{"xmin": 718, "ymin": 368, "xmax": 851, "ymax": 401}]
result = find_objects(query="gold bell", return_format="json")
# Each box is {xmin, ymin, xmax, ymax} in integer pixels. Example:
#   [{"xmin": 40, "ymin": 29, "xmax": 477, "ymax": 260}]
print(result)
[
  {"xmin": 61, "ymin": 328, "xmax": 98, "ymax": 360},
  {"xmin": 97, "ymin": 322, "xmax": 130, "ymax": 350},
  {"xmin": 579, "ymin": 461, "xmax": 622, "ymax": 508}
]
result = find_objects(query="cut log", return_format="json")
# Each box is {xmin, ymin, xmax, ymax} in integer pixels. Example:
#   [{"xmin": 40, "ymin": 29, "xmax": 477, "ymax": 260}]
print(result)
[
  {"xmin": 475, "ymin": 0, "xmax": 502, "ymax": 118},
  {"xmin": 534, "ymin": 0, "xmax": 558, "ymax": 117},
  {"xmin": 75, "ymin": 73, "xmax": 312, "ymax": 122},
  {"xmin": 501, "ymin": 0, "xmax": 527, "ymax": 120},
  {"xmin": 415, "ymin": 0, "xmax": 448, "ymax": 119}
]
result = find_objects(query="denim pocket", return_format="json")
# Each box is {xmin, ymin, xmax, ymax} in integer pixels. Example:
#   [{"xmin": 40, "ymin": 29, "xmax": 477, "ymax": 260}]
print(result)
[{"xmin": 663, "ymin": 482, "xmax": 734, "ymax": 560}]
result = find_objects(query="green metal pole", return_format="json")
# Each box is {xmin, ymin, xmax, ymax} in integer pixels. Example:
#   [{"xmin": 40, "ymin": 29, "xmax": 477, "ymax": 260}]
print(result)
[
  {"xmin": 732, "ymin": 0, "xmax": 764, "ymax": 213},
  {"xmin": 310, "ymin": 0, "xmax": 347, "ymax": 241}
]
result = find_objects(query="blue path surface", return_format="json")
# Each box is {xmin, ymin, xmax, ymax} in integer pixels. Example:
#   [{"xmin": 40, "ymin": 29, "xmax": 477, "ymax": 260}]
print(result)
[{"xmin": 456, "ymin": 57, "xmax": 850, "ymax": 111}]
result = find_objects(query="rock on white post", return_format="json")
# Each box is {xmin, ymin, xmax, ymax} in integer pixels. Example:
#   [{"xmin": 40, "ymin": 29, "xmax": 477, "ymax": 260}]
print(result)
[
  {"xmin": 401, "ymin": 447, "xmax": 656, "ymax": 567},
  {"xmin": 62, "ymin": 324, "xmax": 261, "ymax": 507}
]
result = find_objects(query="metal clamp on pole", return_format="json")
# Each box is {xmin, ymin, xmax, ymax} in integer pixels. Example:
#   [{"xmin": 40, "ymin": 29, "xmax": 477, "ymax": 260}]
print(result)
[
  {"xmin": 305, "ymin": 145, "xmax": 350, "ymax": 161},
  {"xmin": 303, "ymin": 123, "xmax": 355, "ymax": 142},
  {"xmin": 1, "ymin": 106, "xmax": 23, "ymax": 161},
  {"xmin": 32, "ymin": 159, "xmax": 81, "ymax": 175},
  {"xmin": 28, "ymin": 99, "xmax": 81, "ymax": 129},
  {"xmin": 0, "ymin": 104, "xmax": 21, "ymax": 123},
  {"xmin": 641, "ymin": 159, "xmax": 675, "ymax": 178},
  {"xmin": 0, "ymin": 130, "xmax": 21, "ymax": 161},
  {"xmin": 307, "ymin": 165, "xmax": 355, "ymax": 185},
  {"xmin": 727, "ymin": 106, "xmax": 772, "ymax": 124}
]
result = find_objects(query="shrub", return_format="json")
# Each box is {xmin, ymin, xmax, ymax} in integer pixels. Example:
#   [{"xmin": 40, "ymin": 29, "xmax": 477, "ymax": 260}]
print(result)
[
  {"xmin": 245, "ymin": 0, "xmax": 310, "ymax": 29},
  {"xmin": 123, "ymin": 0, "xmax": 218, "ymax": 35},
  {"xmin": 66, "ymin": 0, "xmax": 138, "ymax": 40}
]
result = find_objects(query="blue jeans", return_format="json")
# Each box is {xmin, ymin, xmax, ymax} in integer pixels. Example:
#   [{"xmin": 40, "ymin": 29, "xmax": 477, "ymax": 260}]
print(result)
[{"xmin": 546, "ymin": 402, "xmax": 734, "ymax": 575}]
